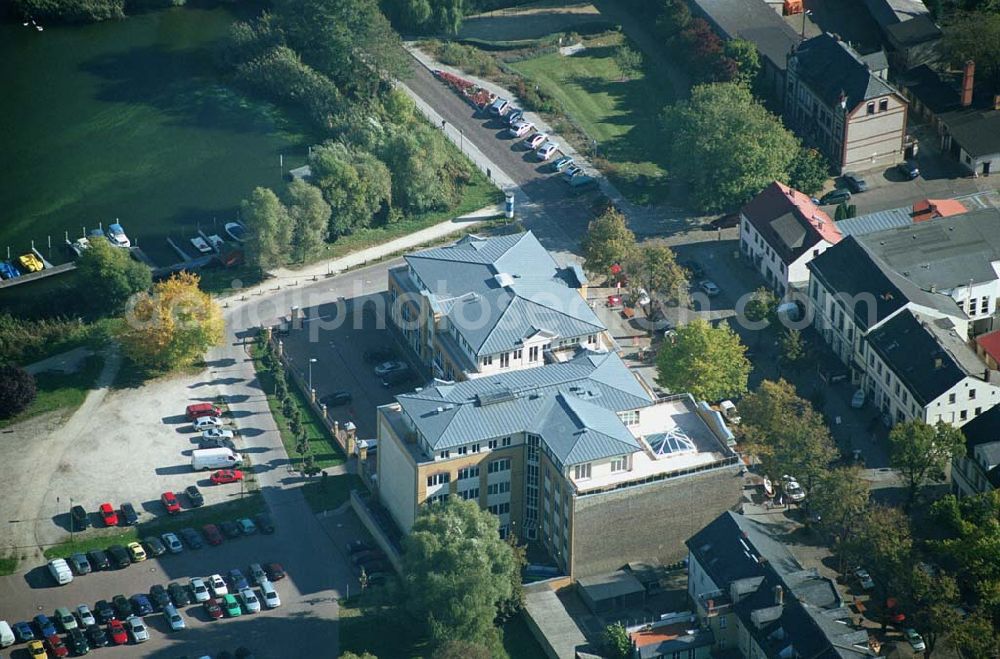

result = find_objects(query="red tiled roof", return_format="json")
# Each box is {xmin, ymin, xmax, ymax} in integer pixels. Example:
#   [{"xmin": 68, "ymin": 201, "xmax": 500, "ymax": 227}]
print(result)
[
  {"xmin": 741, "ymin": 181, "xmax": 842, "ymax": 264},
  {"xmin": 976, "ymin": 330, "xmax": 1000, "ymax": 364},
  {"xmin": 912, "ymin": 198, "xmax": 967, "ymax": 222}
]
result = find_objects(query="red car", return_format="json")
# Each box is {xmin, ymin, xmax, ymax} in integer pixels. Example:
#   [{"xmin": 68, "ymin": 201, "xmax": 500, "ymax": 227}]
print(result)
[
  {"xmin": 203, "ymin": 597, "xmax": 223, "ymax": 619},
  {"xmin": 99, "ymin": 502, "xmax": 119, "ymax": 527},
  {"xmin": 108, "ymin": 619, "xmax": 127, "ymax": 645},
  {"xmin": 161, "ymin": 491, "xmax": 181, "ymax": 515},
  {"xmin": 46, "ymin": 634, "xmax": 69, "ymax": 657},
  {"xmin": 186, "ymin": 402, "xmax": 221, "ymax": 421},
  {"xmin": 202, "ymin": 524, "xmax": 224, "ymax": 546},
  {"xmin": 210, "ymin": 469, "xmax": 244, "ymax": 485}
]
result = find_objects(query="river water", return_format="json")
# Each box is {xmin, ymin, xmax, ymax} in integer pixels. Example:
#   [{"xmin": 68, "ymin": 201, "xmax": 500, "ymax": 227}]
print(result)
[{"xmin": 0, "ymin": 5, "xmax": 308, "ymax": 266}]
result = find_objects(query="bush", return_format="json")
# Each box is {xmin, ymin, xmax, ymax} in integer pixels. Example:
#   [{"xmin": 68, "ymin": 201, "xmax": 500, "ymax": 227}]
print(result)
[
  {"xmin": 11, "ymin": 0, "xmax": 125, "ymax": 22},
  {"xmin": 0, "ymin": 364, "xmax": 37, "ymax": 420},
  {"xmin": 434, "ymin": 41, "xmax": 501, "ymax": 77},
  {"xmin": 0, "ymin": 314, "xmax": 91, "ymax": 365}
]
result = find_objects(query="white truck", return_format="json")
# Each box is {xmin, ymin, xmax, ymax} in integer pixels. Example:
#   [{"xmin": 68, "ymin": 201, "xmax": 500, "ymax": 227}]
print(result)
[
  {"xmin": 48, "ymin": 558, "xmax": 74, "ymax": 585},
  {"xmin": 190, "ymin": 447, "xmax": 242, "ymax": 471}
]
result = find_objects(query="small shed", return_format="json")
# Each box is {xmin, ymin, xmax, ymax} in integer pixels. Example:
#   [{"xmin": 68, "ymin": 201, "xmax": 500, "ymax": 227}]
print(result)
[{"xmin": 577, "ymin": 571, "xmax": 646, "ymax": 614}]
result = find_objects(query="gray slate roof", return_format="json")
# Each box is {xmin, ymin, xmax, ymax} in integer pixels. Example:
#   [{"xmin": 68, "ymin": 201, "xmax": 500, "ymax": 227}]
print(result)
[
  {"xmin": 858, "ymin": 207, "xmax": 1000, "ymax": 290},
  {"xmin": 686, "ymin": 0, "xmax": 800, "ymax": 72},
  {"xmin": 397, "ymin": 350, "xmax": 653, "ymax": 463},
  {"xmin": 807, "ymin": 236, "xmax": 964, "ymax": 331},
  {"xmin": 406, "ymin": 232, "xmax": 604, "ymax": 357},
  {"xmin": 791, "ymin": 33, "xmax": 899, "ymax": 111},
  {"xmin": 863, "ymin": 0, "xmax": 930, "ymax": 28}
]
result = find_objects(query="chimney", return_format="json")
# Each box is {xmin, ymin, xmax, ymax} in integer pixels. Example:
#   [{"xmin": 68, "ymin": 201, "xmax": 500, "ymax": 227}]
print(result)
[
  {"xmin": 962, "ymin": 60, "xmax": 975, "ymax": 107},
  {"xmin": 774, "ymin": 585, "xmax": 784, "ymax": 606}
]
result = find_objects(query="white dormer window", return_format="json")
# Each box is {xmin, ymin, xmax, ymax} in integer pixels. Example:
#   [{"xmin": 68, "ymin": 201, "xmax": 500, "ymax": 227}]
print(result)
[{"xmin": 573, "ymin": 463, "xmax": 592, "ymax": 480}]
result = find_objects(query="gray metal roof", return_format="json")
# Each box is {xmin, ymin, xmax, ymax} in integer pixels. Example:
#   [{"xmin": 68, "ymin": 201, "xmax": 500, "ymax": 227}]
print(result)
[
  {"xmin": 405, "ymin": 232, "xmax": 604, "ymax": 356},
  {"xmin": 858, "ymin": 207, "xmax": 1000, "ymax": 290},
  {"xmin": 835, "ymin": 206, "xmax": 912, "ymax": 237},
  {"xmin": 397, "ymin": 350, "xmax": 653, "ymax": 462}
]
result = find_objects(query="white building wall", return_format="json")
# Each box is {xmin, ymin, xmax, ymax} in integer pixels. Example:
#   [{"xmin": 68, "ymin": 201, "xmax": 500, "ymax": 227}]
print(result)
[
  {"xmin": 925, "ymin": 377, "xmax": 1000, "ymax": 427},
  {"xmin": 376, "ymin": 415, "xmax": 418, "ymax": 532}
]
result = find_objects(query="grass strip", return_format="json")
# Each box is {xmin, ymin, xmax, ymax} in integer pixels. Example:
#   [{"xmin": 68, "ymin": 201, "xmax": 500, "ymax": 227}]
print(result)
[{"xmin": 0, "ymin": 354, "xmax": 105, "ymax": 429}]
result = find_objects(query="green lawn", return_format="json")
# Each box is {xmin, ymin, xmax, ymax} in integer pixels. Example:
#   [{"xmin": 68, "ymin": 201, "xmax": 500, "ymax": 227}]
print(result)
[
  {"xmin": 252, "ymin": 343, "xmax": 345, "ymax": 471},
  {"xmin": 0, "ymin": 354, "xmax": 105, "ymax": 429},
  {"xmin": 43, "ymin": 493, "xmax": 264, "ymax": 560},
  {"xmin": 509, "ymin": 33, "xmax": 675, "ymax": 204},
  {"xmin": 0, "ymin": 554, "xmax": 18, "ymax": 576},
  {"xmin": 300, "ymin": 473, "xmax": 362, "ymax": 514}
]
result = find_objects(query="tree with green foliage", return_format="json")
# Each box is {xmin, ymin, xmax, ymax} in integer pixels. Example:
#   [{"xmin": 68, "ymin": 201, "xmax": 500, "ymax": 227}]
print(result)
[
  {"xmin": 310, "ymin": 141, "xmax": 392, "ymax": 236},
  {"xmin": 888, "ymin": 420, "xmax": 966, "ymax": 507},
  {"xmin": 902, "ymin": 567, "xmax": 962, "ymax": 658},
  {"xmin": 808, "ymin": 466, "xmax": 870, "ymax": 570},
  {"xmin": 117, "ymin": 272, "xmax": 224, "ymax": 372},
  {"xmin": 943, "ymin": 11, "xmax": 1000, "ymax": 89},
  {"xmin": 742, "ymin": 287, "xmax": 778, "ymax": 341},
  {"xmin": 603, "ymin": 622, "xmax": 633, "ymax": 659},
  {"xmin": 779, "ymin": 328, "xmax": 807, "ymax": 372},
  {"xmin": 435, "ymin": 640, "xmax": 492, "ymax": 659},
  {"xmin": 930, "ymin": 490, "xmax": 1000, "ymax": 611},
  {"xmin": 624, "ymin": 242, "xmax": 689, "ymax": 307},
  {"xmin": 402, "ymin": 497, "xmax": 520, "ymax": 655},
  {"xmin": 946, "ymin": 611, "xmax": 1000, "ymax": 658},
  {"xmin": 843, "ymin": 503, "xmax": 912, "ymax": 591},
  {"xmin": 378, "ymin": 123, "xmax": 471, "ymax": 214},
  {"xmin": 284, "ymin": 179, "xmax": 331, "ymax": 262},
  {"xmin": 724, "ymin": 38, "xmax": 760, "ymax": 87},
  {"xmin": 655, "ymin": 0, "xmax": 691, "ymax": 38},
  {"xmin": 662, "ymin": 83, "xmax": 800, "ymax": 212},
  {"xmin": 242, "ymin": 187, "xmax": 292, "ymax": 270},
  {"xmin": 339, "ymin": 652, "xmax": 378, "ymax": 659},
  {"xmin": 0, "ymin": 363, "xmax": 37, "ymax": 420},
  {"xmin": 614, "ymin": 44, "xmax": 643, "ymax": 81},
  {"xmin": 739, "ymin": 379, "xmax": 837, "ymax": 488},
  {"xmin": 75, "ymin": 239, "xmax": 152, "ymax": 316},
  {"xmin": 655, "ymin": 319, "xmax": 750, "ymax": 402},
  {"xmin": 12, "ymin": 0, "xmax": 125, "ymax": 22},
  {"xmin": 786, "ymin": 147, "xmax": 830, "ymax": 195},
  {"xmin": 582, "ymin": 207, "xmax": 636, "ymax": 279}
]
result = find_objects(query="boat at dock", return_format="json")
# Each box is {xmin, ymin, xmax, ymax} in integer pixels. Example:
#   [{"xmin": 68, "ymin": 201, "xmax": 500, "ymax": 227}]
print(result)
[
  {"xmin": 224, "ymin": 222, "xmax": 246, "ymax": 243},
  {"xmin": 106, "ymin": 222, "xmax": 131, "ymax": 248}
]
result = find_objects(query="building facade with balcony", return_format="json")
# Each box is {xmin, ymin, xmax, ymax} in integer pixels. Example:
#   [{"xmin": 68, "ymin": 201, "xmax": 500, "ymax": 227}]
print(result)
[
  {"xmin": 376, "ymin": 350, "xmax": 743, "ymax": 578},
  {"xmin": 387, "ymin": 231, "xmax": 610, "ymax": 381}
]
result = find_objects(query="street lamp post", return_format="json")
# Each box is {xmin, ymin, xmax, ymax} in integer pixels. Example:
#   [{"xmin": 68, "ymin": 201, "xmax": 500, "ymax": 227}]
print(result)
[
  {"xmin": 309, "ymin": 358, "xmax": 317, "ymax": 391},
  {"xmin": 69, "ymin": 497, "xmax": 74, "ymax": 543}
]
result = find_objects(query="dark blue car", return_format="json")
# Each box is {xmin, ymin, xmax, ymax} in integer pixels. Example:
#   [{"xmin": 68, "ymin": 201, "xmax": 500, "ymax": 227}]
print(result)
[
  {"xmin": 227, "ymin": 568, "xmax": 249, "ymax": 591},
  {"xmin": 130, "ymin": 593, "xmax": 154, "ymax": 616},
  {"xmin": 13, "ymin": 620, "xmax": 35, "ymax": 642},
  {"xmin": 33, "ymin": 613, "xmax": 57, "ymax": 638},
  {"xmin": 0, "ymin": 261, "xmax": 20, "ymax": 280}
]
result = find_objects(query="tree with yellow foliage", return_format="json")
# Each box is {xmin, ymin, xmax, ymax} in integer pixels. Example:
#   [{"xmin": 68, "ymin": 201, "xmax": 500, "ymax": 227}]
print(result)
[{"xmin": 117, "ymin": 272, "xmax": 224, "ymax": 372}]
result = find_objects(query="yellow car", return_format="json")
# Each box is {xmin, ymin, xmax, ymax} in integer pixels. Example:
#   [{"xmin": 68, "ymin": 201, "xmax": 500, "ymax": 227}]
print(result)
[
  {"xmin": 127, "ymin": 541, "xmax": 147, "ymax": 562},
  {"xmin": 17, "ymin": 253, "xmax": 43, "ymax": 272},
  {"xmin": 28, "ymin": 639, "xmax": 46, "ymax": 657}
]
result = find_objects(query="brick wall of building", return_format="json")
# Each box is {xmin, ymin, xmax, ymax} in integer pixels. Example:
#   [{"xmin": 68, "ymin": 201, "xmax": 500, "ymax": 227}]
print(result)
[{"xmin": 570, "ymin": 466, "xmax": 744, "ymax": 578}]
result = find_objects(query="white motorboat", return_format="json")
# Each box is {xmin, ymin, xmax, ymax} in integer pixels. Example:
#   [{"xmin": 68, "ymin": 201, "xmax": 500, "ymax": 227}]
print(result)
[
  {"xmin": 190, "ymin": 237, "xmax": 212, "ymax": 254},
  {"xmin": 224, "ymin": 222, "xmax": 246, "ymax": 243},
  {"xmin": 106, "ymin": 222, "xmax": 131, "ymax": 248}
]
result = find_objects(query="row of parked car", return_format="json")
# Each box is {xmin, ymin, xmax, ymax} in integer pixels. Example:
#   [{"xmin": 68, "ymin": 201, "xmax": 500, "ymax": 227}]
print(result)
[
  {"xmin": 345, "ymin": 540, "xmax": 391, "ymax": 585},
  {"xmin": 2, "ymin": 564, "xmax": 285, "ymax": 655},
  {"xmin": 487, "ymin": 97, "xmax": 597, "ymax": 193}
]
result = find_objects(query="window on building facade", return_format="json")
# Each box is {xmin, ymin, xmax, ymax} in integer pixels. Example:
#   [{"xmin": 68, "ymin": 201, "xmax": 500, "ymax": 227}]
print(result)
[
  {"xmin": 611, "ymin": 456, "xmax": 627, "ymax": 472},
  {"xmin": 427, "ymin": 472, "xmax": 451, "ymax": 487},
  {"xmin": 500, "ymin": 352, "xmax": 510, "ymax": 368},
  {"xmin": 976, "ymin": 407, "xmax": 982, "ymax": 416},
  {"xmin": 573, "ymin": 463, "xmax": 592, "ymax": 480},
  {"xmin": 961, "ymin": 410, "xmax": 968, "ymax": 421},
  {"xmin": 970, "ymin": 389, "xmax": 977, "ymax": 400},
  {"xmin": 588, "ymin": 334, "xmax": 597, "ymax": 345},
  {"xmin": 514, "ymin": 349, "xmax": 522, "ymax": 360},
  {"xmin": 439, "ymin": 450, "xmax": 450, "ymax": 459},
  {"xmin": 488, "ymin": 458, "xmax": 511, "ymax": 473},
  {"xmin": 502, "ymin": 436, "xmax": 512, "ymax": 447},
  {"xmin": 459, "ymin": 488, "xmax": 479, "ymax": 501},
  {"xmin": 482, "ymin": 355, "xmax": 493, "ymax": 367},
  {"xmin": 618, "ymin": 409, "xmax": 640, "ymax": 426},
  {"xmin": 457, "ymin": 446, "xmax": 467, "ymax": 455},
  {"xmin": 487, "ymin": 482, "xmax": 511, "ymax": 495},
  {"xmin": 878, "ymin": 98, "xmax": 888, "ymax": 112},
  {"xmin": 867, "ymin": 102, "xmax": 875, "ymax": 114},
  {"xmin": 983, "ymin": 297, "xmax": 990, "ymax": 314},
  {"xmin": 471, "ymin": 443, "xmax": 481, "ymax": 453},
  {"xmin": 488, "ymin": 439, "xmax": 498, "ymax": 449},
  {"xmin": 458, "ymin": 466, "xmax": 480, "ymax": 480},
  {"xmin": 949, "ymin": 393, "xmax": 956, "ymax": 404},
  {"xmin": 487, "ymin": 503, "xmax": 511, "ymax": 515},
  {"xmin": 529, "ymin": 346, "xmax": 539, "ymax": 362},
  {"xmin": 428, "ymin": 493, "xmax": 449, "ymax": 504}
]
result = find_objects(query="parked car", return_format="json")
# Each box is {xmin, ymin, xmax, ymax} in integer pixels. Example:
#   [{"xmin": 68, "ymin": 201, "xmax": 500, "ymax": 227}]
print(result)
[
  {"xmin": 44, "ymin": 634, "xmax": 68, "ymax": 658},
  {"xmin": 107, "ymin": 619, "xmax": 127, "ymax": 645},
  {"xmin": 854, "ymin": 568, "xmax": 875, "ymax": 590},
  {"xmin": 260, "ymin": 579, "xmax": 281, "ymax": 609},
  {"xmin": 254, "ymin": 512, "xmax": 275, "ymax": 534},
  {"xmin": 238, "ymin": 518, "xmax": 257, "ymax": 535},
  {"xmin": 905, "ymin": 628, "xmax": 926, "ymax": 652},
  {"xmin": 87, "ymin": 549, "xmax": 110, "ymax": 571},
  {"xmin": 374, "ymin": 360, "xmax": 408, "ymax": 376},
  {"xmin": 142, "ymin": 536, "xmax": 167, "ymax": 557},
  {"xmin": 320, "ymin": 391, "xmax": 352, "ymax": 407},
  {"xmin": 48, "ymin": 558, "xmax": 73, "ymax": 585},
  {"xmin": 220, "ymin": 520, "xmax": 242, "ymax": 539},
  {"xmin": 180, "ymin": 527, "xmax": 203, "ymax": 549},
  {"xmin": 93, "ymin": 600, "xmax": 114, "ymax": 624},
  {"xmin": 54, "ymin": 607, "xmax": 77, "ymax": 632},
  {"xmin": 129, "ymin": 594, "xmax": 153, "ymax": 616},
  {"xmin": 264, "ymin": 563, "xmax": 286, "ymax": 581},
  {"xmin": 819, "ymin": 188, "xmax": 851, "ymax": 205},
  {"xmin": 168, "ymin": 581, "xmax": 191, "ymax": 606},
  {"xmin": 239, "ymin": 588, "xmax": 261, "ymax": 613},
  {"xmin": 66, "ymin": 628, "xmax": 89, "ymax": 656},
  {"xmin": 550, "ymin": 155, "xmax": 574, "ymax": 172},
  {"xmin": 851, "ymin": 389, "xmax": 866, "ymax": 409},
  {"xmin": 185, "ymin": 402, "xmax": 221, "ymax": 421},
  {"xmin": 699, "ymin": 280, "xmax": 721, "ymax": 297},
  {"xmin": 507, "ymin": 119, "xmax": 533, "ymax": 138},
  {"xmin": 161, "ymin": 532, "xmax": 183, "ymax": 554},
  {"xmin": 190, "ymin": 577, "xmax": 211, "ymax": 603},
  {"xmin": 70, "ymin": 505, "xmax": 89, "ymax": 531},
  {"xmin": 535, "ymin": 141, "xmax": 558, "ymax": 161},
  {"xmin": 208, "ymin": 574, "xmax": 228, "ymax": 597},
  {"xmin": 504, "ymin": 109, "xmax": 523, "ymax": 126},
  {"xmin": 199, "ymin": 437, "xmax": 236, "ymax": 451},
  {"xmin": 33, "ymin": 614, "xmax": 57, "ymax": 638},
  {"xmin": 27, "ymin": 640, "xmax": 46, "ymax": 657},
  {"xmin": 897, "ymin": 159, "xmax": 920, "ymax": 179},
  {"xmin": 524, "ymin": 132, "xmax": 548, "ymax": 150},
  {"xmin": 842, "ymin": 172, "xmax": 868, "ymax": 192},
  {"xmin": 111, "ymin": 595, "xmax": 132, "ymax": 620},
  {"xmin": 85, "ymin": 624, "xmax": 109, "ymax": 648},
  {"xmin": 680, "ymin": 260, "xmax": 704, "ymax": 278},
  {"xmin": 193, "ymin": 416, "xmax": 225, "ymax": 431},
  {"xmin": 75, "ymin": 605, "xmax": 96, "ymax": 627},
  {"xmin": 382, "ymin": 367, "xmax": 414, "ymax": 388},
  {"xmin": 68, "ymin": 552, "xmax": 91, "ymax": 575},
  {"xmin": 13, "ymin": 620, "xmax": 35, "ymax": 642},
  {"xmin": 202, "ymin": 523, "xmax": 224, "ymax": 546},
  {"xmin": 126, "ymin": 541, "xmax": 147, "ymax": 562},
  {"xmin": 98, "ymin": 502, "xmax": 118, "ymax": 527},
  {"xmin": 782, "ymin": 476, "xmax": 807, "ymax": 502},
  {"xmin": 362, "ymin": 347, "xmax": 396, "ymax": 364},
  {"xmin": 211, "ymin": 469, "xmax": 244, "ymax": 485},
  {"xmin": 248, "ymin": 563, "xmax": 267, "ymax": 586},
  {"xmin": 222, "ymin": 594, "xmax": 242, "ymax": 617},
  {"xmin": 562, "ymin": 164, "xmax": 583, "ymax": 180},
  {"xmin": 163, "ymin": 603, "xmax": 186, "ymax": 631},
  {"xmin": 126, "ymin": 616, "xmax": 149, "ymax": 643},
  {"xmin": 107, "ymin": 545, "xmax": 131, "ymax": 569},
  {"xmin": 203, "ymin": 598, "xmax": 224, "ymax": 620},
  {"xmin": 149, "ymin": 584, "xmax": 171, "ymax": 610},
  {"xmin": 119, "ymin": 502, "xmax": 138, "ymax": 526},
  {"xmin": 228, "ymin": 568, "xmax": 250, "ymax": 591},
  {"xmin": 202, "ymin": 427, "xmax": 235, "ymax": 440},
  {"xmin": 487, "ymin": 97, "xmax": 510, "ymax": 117}
]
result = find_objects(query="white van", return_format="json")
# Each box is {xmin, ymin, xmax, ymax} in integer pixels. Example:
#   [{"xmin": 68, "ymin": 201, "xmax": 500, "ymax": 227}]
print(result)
[
  {"xmin": 259, "ymin": 579, "xmax": 281, "ymax": 609},
  {"xmin": 47, "ymin": 558, "xmax": 74, "ymax": 585},
  {"xmin": 190, "ymin": 448, "xmax": 242, "ymax": 471},
  {"xmin": 0, "ymin": 620, "xmax": 15, "ymax": 647}
]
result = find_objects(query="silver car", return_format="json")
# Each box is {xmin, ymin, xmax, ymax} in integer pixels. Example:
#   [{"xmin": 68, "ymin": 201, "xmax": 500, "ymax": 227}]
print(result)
[
  {"xmin": 127, "ymin": 616, "xmax": 149, "ymax": 643},
  {"xmin": 239, "ymin": 588, "xmax": 261, "ymax": 614},
  {"xmin": 189, "ymin": 577, "xmax": 211, "ymax": 603},
  {"xmin": 163, "ymin": 604, "xmax": 185, "ymax": 631},
  {"xmin": 161, "ymin": 532, "xmax": 183, "ymax": 554},
  {"xmin": 75, "ymin": 604, "xmax": 96, "ymax": 627}
]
